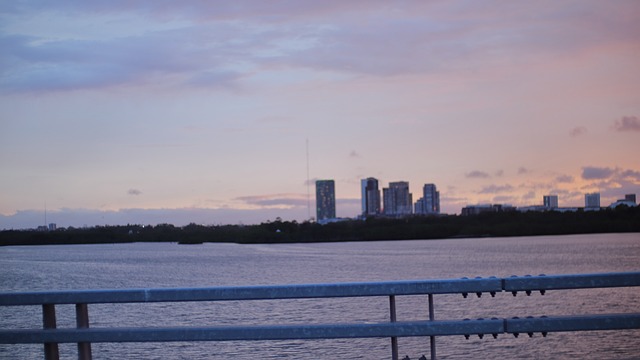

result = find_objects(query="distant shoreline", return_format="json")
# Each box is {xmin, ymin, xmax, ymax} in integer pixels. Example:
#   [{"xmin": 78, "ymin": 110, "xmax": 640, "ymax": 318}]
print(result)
[
  {"xmin": 1, "ymin": 206, "xmax": 639, "ymax": 246},
  {"xmin": 0, "ymin": 207, "xmax": 640, "ymax": 246}
]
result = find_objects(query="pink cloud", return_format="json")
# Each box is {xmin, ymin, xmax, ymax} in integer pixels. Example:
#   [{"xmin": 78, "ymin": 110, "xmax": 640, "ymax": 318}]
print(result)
[
  {"xmin": 570, "ymin": 126, "xmax": 587, "ymax": 137},
  {"xmin": 466, "ymin": 170, "xmax": 490, "ymax": 179},
  {"xmin": 479, "ymin": 184, "xmax": 514, "ymax": 194},
  {"xmin": 235, "ymin": 194, "xmax": 307, "ymax": 208},
  {"xmin": 555, "ymin": 175, "xmax": 574, "ymax": 183},
  {"xmin": 582, "ymin": 166, "xmax": 615, "ymax": 180},
  {"xmin": 612, "ymin": 116, "xmax": 640, "ymax": 132},
  {"xmin": 4, "ymin": 1, "xmax": 640, "ymax": 93}
]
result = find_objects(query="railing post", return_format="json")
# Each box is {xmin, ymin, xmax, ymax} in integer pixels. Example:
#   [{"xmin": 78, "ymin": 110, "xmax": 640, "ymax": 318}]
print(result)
[
  {"xmin": 428, "ymin": 294, "xmax": 436, "ymax": 360},
  {"xmin": 389, "ymin": 295, "xmax": 398, "ymax": 360},
  {"xmin": 42, "ymin": 304, "xmax": 59, "ymax": 360},
  {"xmin": 76, "ymin": 303, "xmax": 92, "ymax": 360}
]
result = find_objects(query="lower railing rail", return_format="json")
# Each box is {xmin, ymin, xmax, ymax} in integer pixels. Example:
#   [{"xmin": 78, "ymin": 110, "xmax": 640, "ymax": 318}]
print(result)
[{"xmin": 1, "ymin": 271, "xmax": 639, "ymax": 360}]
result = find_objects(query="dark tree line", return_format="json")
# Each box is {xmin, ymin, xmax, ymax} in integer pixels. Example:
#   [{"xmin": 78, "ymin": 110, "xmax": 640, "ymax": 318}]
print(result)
[{"xmin": 1, "ymin": 206, "xmax": 639, "ymax": 246}]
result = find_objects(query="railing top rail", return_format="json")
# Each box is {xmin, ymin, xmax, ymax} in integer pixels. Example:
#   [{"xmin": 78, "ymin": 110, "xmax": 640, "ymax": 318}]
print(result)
[
  {"xmin": 0, "ymin": 278, "xmax": 502, "ymax": 305},
  {"xmin": 503, "ymin": 272, "xmax": 640, "ymax": 291},
  {"xmin": 1, "ymin": 271, "xmax": 638, "ymax": 306}
]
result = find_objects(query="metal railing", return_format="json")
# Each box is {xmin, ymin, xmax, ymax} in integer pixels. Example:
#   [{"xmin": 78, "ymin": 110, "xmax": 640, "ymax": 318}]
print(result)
[{"xmin": 1, "ymin": 272, "xmax": 639, "ymax": 359}]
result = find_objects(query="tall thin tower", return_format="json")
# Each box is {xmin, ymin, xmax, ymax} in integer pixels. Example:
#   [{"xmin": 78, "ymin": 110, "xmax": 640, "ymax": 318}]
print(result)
[{"xmin": 306, "ymin": 139, "xmax": 312, "ymax": 220}]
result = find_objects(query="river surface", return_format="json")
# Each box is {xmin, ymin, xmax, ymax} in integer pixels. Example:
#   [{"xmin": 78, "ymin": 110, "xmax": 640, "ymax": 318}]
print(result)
[{"xmin": 1, "ymin": 233, "xmax": 639, "ymax": 359}]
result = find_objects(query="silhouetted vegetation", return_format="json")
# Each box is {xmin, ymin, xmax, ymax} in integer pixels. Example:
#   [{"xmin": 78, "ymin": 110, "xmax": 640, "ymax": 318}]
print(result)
[{"xmin": 1, "ymin": 206, "xmax": 639, "ymax": 246}]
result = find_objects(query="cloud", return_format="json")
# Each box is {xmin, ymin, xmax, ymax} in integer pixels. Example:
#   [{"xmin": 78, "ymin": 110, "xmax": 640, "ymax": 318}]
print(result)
[
  {"xmin": 555, "ymin": 175, "xmax": 574, "ymax": 183},
  {"xmin": 495, "ymin": 170, "xmax": 504, "ymax": 177},
  {"xmin": 479, "ymin": 184, "xmax": 514, "ymax": 194},
  {"xmin": 349, "ymin": 150, "xmax": 360, "ymax": 158},
  {"xmin": 0, "ymin": 24, "xmax": 254, "ymax": 92},
  {"xmin": 466, "ymin": 170, "xmax": 490, "ymax": 179},
  {"xmin": 620, "ymin": 169, "xmax": 640, "ymax": 181},
  {"xmin": 517, "ymin": 167, "xmax": 529, "ymax": 175},
  {"xmin": 4, "ymin": 2, "xmax": 640, "ymax": 93},
  {"xmin": 570, "ymin": 126, "xmax": 587, "ymax": 137},
  {"xmin": 582, "ymin": 166, "xmax": 616, "ymax": 180},
  {"xmin": 235, "ymin": 194, "xmax": 307, "ymax": 208},
  {"xmin": 127, "ymin": 189, "xmax": 142, "ymax": 196},
  {"xmin": 186, "ymin": 70, "xmax": 243, "ymax": 89},
  {"xmin": 612, "ymin": 116, "xmax": 640, "ymax": 132}
]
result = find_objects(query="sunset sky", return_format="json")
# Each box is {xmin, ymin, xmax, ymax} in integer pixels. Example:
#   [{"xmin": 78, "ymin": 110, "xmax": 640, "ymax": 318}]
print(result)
[{"xmin": 1, "ymin": 1, "xmax": 639, "ymax": 229}]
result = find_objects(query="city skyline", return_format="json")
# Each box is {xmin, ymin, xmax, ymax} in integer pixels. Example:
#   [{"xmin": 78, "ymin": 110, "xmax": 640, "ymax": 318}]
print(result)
[
  {"xmin": 30, "ymin": 175, "xmax": 638, "ymax": 229},
  {"xmin": 1, "ymin": 1, "xmax": 639, "ymax": 229}
]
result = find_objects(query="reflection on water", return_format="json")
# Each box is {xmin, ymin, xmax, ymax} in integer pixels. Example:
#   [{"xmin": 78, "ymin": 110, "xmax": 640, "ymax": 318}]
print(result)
[{"xmin": 1, "ymin": 233, "xmax": 639, "ymax": 359}]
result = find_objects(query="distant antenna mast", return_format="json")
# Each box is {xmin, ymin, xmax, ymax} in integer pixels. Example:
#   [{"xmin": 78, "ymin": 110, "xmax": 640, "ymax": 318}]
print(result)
[
  {"xmin": 306, "ymin": 139, "xmax": 311, "ymax": 219},
  {"xmin": 44, "ymin": 201, "xmax": 47, "ymax": 227}
]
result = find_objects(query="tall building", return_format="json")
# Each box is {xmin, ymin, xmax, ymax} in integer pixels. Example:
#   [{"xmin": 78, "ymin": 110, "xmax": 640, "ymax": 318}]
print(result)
[
  {"xmin": 585, "ymin": 192, "xmax": 600, "ymax": 209},
  {"xmin": 543, "ymin": 195, "xmax": 559, "ymax": 209},
  {"xmin": 422, "ymin": 183, "xmax": 440, "ymax": 214},
  {"xmin": 383, "ymin": 181, "xmax": 413, "ymax": 216},
  {"xmin": 415, "ymin": 183, "xmax": 440, "ymax": 215},
  {"xmin": 316, "ymin": 180, "xmax": 336, "ymax": 222},
  {"xmin": 361, "ymin": 177, "xmax": 381, "ymax": 217}
]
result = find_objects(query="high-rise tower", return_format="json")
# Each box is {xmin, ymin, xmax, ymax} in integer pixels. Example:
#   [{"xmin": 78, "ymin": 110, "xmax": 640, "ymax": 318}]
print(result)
[
  {"xmin": 383, "ymin": 181, "xmax": 412, "ymax": 216},
  {"xmin": 422, "ymin": 183, "xmax": 440, "ymax": 214},
  {"xmin": 361, "ymin": 177, "xmax": 381, "ymax": 217},
  {"xmin": 316, "ymin": 180, "xmax": 336, "ymax": 222}
]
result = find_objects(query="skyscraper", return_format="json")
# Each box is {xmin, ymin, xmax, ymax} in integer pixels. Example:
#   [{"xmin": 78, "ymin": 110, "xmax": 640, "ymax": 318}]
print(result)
[
  {"xmin": 316, "ymin": 180, "xmax": 336, "ymax": 222},
  {"xmin": 585, "ymin": 192, "xmax": 600, "ymax": 209},
  {"xmin": 383, "ymin": 181, "xmax": 412, "ymax": 216},
  {"xmin": 361, "ymin": 177, "xmax": 381, "ymax": 217},
  {"xmin": 543, "ymin": 195, "xmax": 559, "ymax": 209},
  {"xmin": 422, "ymin": 183, "xmax": 440, "ymax": 214}
]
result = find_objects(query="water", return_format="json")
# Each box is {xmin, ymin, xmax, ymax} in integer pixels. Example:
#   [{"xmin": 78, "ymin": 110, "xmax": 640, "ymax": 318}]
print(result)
[{"xmin": 1, "ymin": 233, "xmax": 639, "ymax": 359}]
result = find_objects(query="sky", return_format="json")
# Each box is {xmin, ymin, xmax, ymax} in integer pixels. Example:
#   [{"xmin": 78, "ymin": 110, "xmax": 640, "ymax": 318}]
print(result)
[{"xmin": 1, "ymin": 1, "xmax": 639, "ymax": 229}]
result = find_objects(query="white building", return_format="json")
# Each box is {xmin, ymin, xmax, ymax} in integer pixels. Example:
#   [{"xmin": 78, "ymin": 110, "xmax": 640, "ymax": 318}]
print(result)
[
  {"xmin": 585, "ymin": 193, "xmax": 601, "ymax": 209},
  {"xmin": 543, "ymin": 195, "xmax": 558, "ymax": 209}
]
